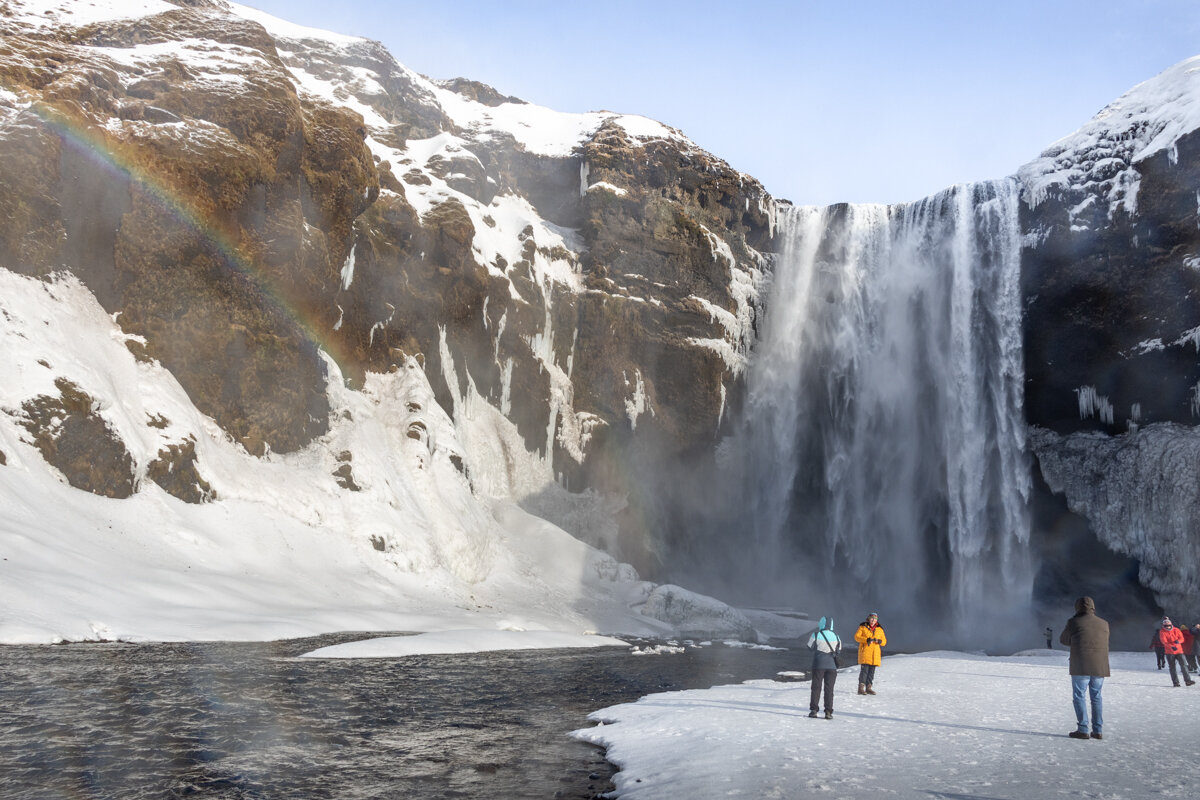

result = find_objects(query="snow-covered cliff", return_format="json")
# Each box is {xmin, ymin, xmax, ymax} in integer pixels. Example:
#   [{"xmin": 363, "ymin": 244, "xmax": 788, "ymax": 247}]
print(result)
[
  {"xmin": 1018, "ymin": 57, "xmax": 1200, "ymax": 623},
  {"xmin": 0, "ymin": 0, "xmax": 778, "ymax": 643}
]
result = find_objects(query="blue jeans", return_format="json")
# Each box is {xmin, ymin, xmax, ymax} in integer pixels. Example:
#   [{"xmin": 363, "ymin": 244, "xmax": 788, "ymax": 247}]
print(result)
[{"xmin": 1071, "ymin": 675, "xmax": 1103, "ymax": 734}]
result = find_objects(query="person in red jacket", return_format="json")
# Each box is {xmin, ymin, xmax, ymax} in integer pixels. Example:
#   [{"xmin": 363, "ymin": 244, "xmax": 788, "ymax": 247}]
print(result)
[{"xmin": 1156, "ymin": 617, "xmax": 1195, "ymax": 687}]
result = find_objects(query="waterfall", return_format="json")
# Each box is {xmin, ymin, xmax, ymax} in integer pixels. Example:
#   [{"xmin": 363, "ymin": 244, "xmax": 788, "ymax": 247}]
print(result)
[{"xmin": 733, "ymin": 180, "xmax": 1032, "ymax": 647}]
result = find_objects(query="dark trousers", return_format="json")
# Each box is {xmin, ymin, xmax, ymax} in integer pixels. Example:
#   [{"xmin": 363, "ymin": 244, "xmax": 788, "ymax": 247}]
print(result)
[
  {"xmin": 810, "ymin": 668, "xmax": 837, "ymax": 713},
  {"xmin": 858, "ymin": 663, "xmax": 877, "ymax": 686},
  {"xmin": 1166, "ymin": 653, "xmax": 1192, "ymax": 685},
  {"xmin": 1155, "ymin": 648, "xmax": 1166, "ymax": 669},
  {"xmin": 1187, "ymin": 654, "xmax": 1198, "ymax": 672}
]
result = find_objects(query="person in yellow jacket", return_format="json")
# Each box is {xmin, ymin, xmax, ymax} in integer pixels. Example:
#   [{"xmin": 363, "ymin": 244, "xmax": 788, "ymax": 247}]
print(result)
[{"xmin": 855, "ymin": 612, "xmax": 887, "ymax": 694}]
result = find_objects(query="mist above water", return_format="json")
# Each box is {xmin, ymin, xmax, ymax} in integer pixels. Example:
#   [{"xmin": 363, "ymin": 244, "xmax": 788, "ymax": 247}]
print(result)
[{"xmin": 688, "ymin": 181, "xmax": 1034, "ymax": 650}]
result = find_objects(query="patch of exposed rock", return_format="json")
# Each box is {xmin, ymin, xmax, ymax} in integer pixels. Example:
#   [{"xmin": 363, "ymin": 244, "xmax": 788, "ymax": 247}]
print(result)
[
  {"xmin": 146, "ymin": 436, "xmax": 216, "ymax": 503},
  {"xmin": 435, "ymin": 77, "xmax": 525, "ymax": 108},
  {"xmin": 18, "ymin": 378, "xmax": 136, "ymax": 497}
]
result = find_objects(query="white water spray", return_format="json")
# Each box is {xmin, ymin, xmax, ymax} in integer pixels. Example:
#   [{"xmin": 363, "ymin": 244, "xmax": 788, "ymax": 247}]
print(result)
[{"xmin": 736, "ymin": 180, "xmax": 1032, "ymax": 645}]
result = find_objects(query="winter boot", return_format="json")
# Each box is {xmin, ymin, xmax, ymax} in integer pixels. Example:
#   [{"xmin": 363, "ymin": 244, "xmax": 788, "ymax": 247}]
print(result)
[
  {"xmin": 807, "ymin": 711, "xmax": 818, "ymax": 718},
  {"xmin": 824, "ymin": 710, "xmax": 833, "ymax": 719},
  {"xmin": 865, "ymin": 685, "xmax": 877, "ymax": 695},
  {"xmin": 857, "ymin": 683, "xmax": 866, "ymax": 695}
]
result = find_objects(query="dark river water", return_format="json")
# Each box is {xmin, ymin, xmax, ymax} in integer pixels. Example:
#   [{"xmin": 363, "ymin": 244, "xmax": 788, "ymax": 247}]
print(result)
[{"xmin": 0, "ymin": 634, "xmax": 804, "ymax": 799}]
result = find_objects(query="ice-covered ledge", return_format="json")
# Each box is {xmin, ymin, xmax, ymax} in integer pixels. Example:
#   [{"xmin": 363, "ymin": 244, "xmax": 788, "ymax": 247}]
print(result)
[{"xmin": 1029, "ymin": 423, "xmax": 1200, "ymax": 616}]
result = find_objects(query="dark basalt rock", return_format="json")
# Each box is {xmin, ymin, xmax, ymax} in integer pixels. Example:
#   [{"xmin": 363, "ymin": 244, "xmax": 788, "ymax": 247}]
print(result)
[
  {"xmin": 1021, "ymin": 128, "xmax": 1200, "ymax": 435},
  {"xmin": 1019, "ymin": 110, "xmax": 1200, "ymax": 621}
]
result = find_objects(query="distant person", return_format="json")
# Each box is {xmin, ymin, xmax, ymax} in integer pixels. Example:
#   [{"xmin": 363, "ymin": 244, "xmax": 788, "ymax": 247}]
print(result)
[
  {"xmin": 1191, "ymin": 623, "xmax": 1200, "ymax": 672},
  {"xmin": 1059, "ymin": 596, "xmax": 1110, "ymax": 740},
  {"xmin": 855, "ymin": 611, "xmax": 886, "ymax": 695},
  {"xmin": 1045, "ymin": 626, "xmax": 1053, "ymax": 649},
  {"xmin": 1151, "ymin": 628, "xmax": 1166, "ymax": 669},
  {"xmin": 1182, "ymin": 623, "xmax": 1198, "ymax": 672},
  {"xmin": 1155, "ymin": 617, "xmax": 1195, "ymax": 687},
  {"xmin": 806, "ymin": 616, "xmax": 842, "ymax": 719}
]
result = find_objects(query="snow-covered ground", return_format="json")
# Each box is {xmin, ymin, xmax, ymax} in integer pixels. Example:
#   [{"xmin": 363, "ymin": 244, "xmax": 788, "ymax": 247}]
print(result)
[{"xmin": 574, "ymin": 649, "xmax": 1196, "ymax": 799}]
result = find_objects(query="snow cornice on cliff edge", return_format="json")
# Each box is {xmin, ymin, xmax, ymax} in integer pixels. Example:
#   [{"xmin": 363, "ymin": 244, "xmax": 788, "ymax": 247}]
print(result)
[{"xmin": 1019, "ymin": 54, "xmax": 1200, "ymax": 222}]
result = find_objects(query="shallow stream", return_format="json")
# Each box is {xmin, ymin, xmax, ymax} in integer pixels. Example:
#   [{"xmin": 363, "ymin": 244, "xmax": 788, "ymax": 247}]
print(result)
[{"xmin": 0, "ymin": 634, "xmax": 803, "ymax": 799}]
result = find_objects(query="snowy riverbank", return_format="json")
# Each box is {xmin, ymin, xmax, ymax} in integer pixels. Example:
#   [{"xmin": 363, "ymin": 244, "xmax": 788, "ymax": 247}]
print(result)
[{"xmin": 573, "ymin": 649, "xmax": 1195, "ymax": 799}]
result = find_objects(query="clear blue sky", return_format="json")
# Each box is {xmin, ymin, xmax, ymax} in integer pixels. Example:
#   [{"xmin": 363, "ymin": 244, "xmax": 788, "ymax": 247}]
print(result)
[{"xmin": 241, "ymin": 0, "xmax": 1200, "ymax": 206}]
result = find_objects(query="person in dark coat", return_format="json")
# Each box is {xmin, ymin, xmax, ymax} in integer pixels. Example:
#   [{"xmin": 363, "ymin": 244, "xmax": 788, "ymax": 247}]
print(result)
[
  {"xmin": 1151, "ymin": 628, "xmax": 1166, "ymax": 669},
  {"xmin": 806, "ymin": 616, "xmax": 842, "ymax": 720},
  {"xmin": 1182, "ymin": 624, "xmax": 1198, "ymax": 672},
  {"xmin": 1059, "ymin": 596, "xmax": 1110, "ymax": 740}
]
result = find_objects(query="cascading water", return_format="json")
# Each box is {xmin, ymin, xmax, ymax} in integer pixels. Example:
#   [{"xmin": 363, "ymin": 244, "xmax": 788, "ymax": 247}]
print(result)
[{"xmin": 728, "ymin": 179, "xmax": 1032, "ymax": 647}]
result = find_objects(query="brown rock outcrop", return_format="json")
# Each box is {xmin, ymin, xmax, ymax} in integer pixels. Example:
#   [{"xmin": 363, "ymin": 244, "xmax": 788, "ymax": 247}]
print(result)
[
  {"xmin": 0, "ymin": 5, "xmax": 380, "ymax": 455},
  {"xmin": 19, "ymin": 378, "xmax": 136, "ymax": 498},
  {"xmin": 146, "ymin": 436, "xmax": 216, "ymax": 503}
]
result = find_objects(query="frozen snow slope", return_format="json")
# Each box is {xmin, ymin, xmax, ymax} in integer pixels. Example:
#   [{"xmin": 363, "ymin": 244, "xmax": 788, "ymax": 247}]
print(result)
[{"xmin": 0, "ymin": 270, "xmax": 687, "ymax": 644}]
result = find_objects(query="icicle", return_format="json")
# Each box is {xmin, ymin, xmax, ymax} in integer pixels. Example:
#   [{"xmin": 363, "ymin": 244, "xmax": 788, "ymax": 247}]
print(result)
[{"xmin": 1076, "ymin": 385, "xmax": 1115, "ymax": 425}]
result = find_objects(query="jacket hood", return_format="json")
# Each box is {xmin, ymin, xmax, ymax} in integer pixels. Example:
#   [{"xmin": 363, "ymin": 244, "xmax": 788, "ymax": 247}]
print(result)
[
  {"xmin": 818, "ymin": 616, "xmax": 833, "ymax": 631},
  {"xmin": 1075, "ymin": 596, "xmax": 1096, "ymax": 615}
]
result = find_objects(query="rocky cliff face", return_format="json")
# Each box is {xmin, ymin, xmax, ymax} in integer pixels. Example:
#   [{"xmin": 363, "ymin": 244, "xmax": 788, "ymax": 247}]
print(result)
[
  {"xmin": 0, "ymin": 0, "xmax": 774, "ymax": 574},
  {"xmin": 1019, "ymin": 57, "xmax": 1200, "ymax": 435},
  {"xmin": 1, "ymin": 0, "xmax": 377, "ymax": 457},
  {"xmin": 1019, "ymin": 57, "xmax": 1200, "ymax": 620}
]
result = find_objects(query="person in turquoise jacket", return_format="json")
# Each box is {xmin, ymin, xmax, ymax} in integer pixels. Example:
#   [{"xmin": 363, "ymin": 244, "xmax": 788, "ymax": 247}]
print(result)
[{"xmin": 807, "ymin": 616, "xmax": 842, "ymax": 719}]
